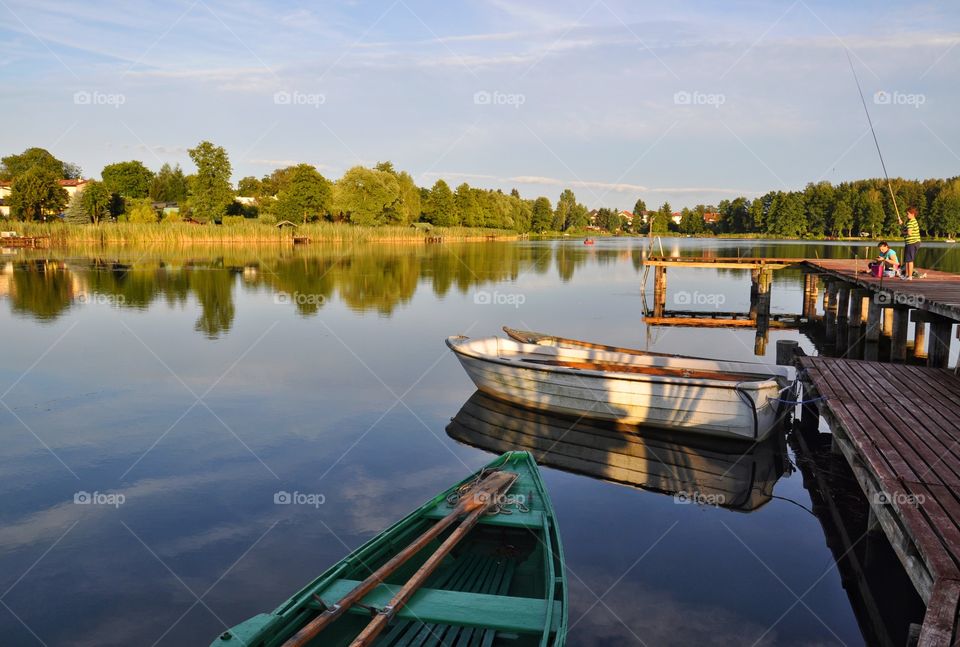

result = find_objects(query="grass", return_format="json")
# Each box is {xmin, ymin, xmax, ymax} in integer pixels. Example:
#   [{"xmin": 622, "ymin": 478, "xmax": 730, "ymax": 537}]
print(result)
[{"xmin": 10, "ymin": 221, "xmax": 519, "ymax": 245}]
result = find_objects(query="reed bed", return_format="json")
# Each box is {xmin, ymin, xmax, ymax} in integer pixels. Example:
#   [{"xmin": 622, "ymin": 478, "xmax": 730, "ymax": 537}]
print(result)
[{"xmin": 12, "ymin": 222, "xmax": 518, "ymax": 246}]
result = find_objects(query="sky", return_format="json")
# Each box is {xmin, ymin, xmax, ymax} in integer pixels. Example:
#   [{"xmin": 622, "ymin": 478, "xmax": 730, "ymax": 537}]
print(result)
[{"xmin": 1, "ymin": 0, "xmax": 958, "ymax": 209}]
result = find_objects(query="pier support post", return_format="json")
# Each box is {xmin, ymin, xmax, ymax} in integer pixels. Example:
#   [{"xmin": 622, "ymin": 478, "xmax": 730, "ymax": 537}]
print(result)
[
  {"xmin": 891, "ymin": 307, "xmax": 910, "ymax": 363},
  {"xmin": 928, "ymin": 316, "xmax": 954, "ymax": 369},
  {"xmin": 836, "ymin": 284, "xmax": 851, "ymax": 322},
  {"xmin": 824, "ymin": 281, "xmax": 839, "ymax": 343},
  {"xmin": 848, "ymin": 289, "xmax": 869, "ymax": 327},
  {"xmin": 653, "ymin": 266, "xmax": 667, "ymax": 318},
  {"xmin": 913, "ymin": 320, "xmax": 927, "ymax": 360},
  {"xmin": 882, "ymin": 307, "xmax": 894, "ymax": 338},
  {"xmin": 802, "ymin": 273, "xmax": 819, "ymax": 320},
  {"xmin": 866, "ymin": 297, "xmax": 882, "ymax": 342}
]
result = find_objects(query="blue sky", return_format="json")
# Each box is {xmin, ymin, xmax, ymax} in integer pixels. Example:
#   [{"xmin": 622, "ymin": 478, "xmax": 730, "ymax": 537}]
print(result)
[{"xmin": 1, "ymin": 0, "xmax": 957, "ymax": 208}]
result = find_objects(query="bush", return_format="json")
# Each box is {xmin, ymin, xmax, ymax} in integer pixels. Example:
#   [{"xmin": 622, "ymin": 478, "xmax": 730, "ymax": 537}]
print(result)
[
  {"xmin": 221, "ymin": 215, "xmax": 246, "ymax": 226},
  {"xmin": 126, "ymin": 199, "xmax": 158, "ymax": 223}
]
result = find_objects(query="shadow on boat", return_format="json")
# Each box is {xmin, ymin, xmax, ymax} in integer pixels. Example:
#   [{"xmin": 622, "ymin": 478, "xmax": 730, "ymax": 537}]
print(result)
[{"xmin": 447, "ymin": 391, "xmax": 790, "ymax": 513}]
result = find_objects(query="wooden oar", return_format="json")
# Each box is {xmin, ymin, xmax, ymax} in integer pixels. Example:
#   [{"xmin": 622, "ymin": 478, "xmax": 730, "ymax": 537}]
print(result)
[
  {"xmin": 348, "ymin": 481, "xmax": 512, "ymax": 647},
  {"xmin": 281, "ymin": 470, "xmax": 518, "ymax": 647}
]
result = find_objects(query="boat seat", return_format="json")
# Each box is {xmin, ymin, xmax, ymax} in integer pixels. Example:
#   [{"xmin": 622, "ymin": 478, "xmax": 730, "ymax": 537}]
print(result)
[
  {"xmin": 421, "ymin": 507, "xmax": 546, "ymax": 529},
  {"xmin": 312, "ymin": 578, "xmax": 560, "ymax": 635}
]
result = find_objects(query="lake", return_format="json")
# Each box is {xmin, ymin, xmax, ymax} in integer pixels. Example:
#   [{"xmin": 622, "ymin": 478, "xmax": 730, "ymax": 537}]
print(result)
[{"xmin": 1, "ymin": 237, "xmax": 957, "ymax": 646}]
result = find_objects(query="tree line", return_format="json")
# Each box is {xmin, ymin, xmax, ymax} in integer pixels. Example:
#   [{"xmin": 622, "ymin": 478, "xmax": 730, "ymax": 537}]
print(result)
[{"xmin": 2, "ymin": 144, "xmax": 958, "ymax": 237}]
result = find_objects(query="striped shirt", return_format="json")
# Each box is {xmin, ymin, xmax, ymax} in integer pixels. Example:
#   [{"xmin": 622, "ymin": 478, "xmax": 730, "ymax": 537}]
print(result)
[{"xmin": 903, "ymin": 217, "xmax": 921, "ymax": 244}]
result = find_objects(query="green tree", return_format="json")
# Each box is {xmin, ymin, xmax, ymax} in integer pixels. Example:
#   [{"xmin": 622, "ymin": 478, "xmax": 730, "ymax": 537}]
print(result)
[
  {"xmin": 631, "ymin": 198, "xmax": 647, "ymax": 233},
  {"xmin": 274, "ymin": 164, "xmax": 332, "ymax": 223},
  {"xmin": 856, "ymin": 188, "xmax": 885, "ymax": 237},
  {"xmin": 65, "ymin": 181, "xmax": 110, "ymax": 224},
  {"xmin": 454, "ymin": 183, "xmax": 481, "ymax": 227},
  {"xmin": 237, "ymin": 176, "xmax": 262, "ymax": 197},
  {"xmin": 530, "ymin": 196, "xmax": 554, "ymax": 231},
  {"xmin": 554, "ymin": 189, "xmax": 576, "ymax": 230},
  {"xmin": 931, "ymin": 180, "xmax": 960, "ymax": 237},
  {"xmin": 333, "ymin": 166, "xmax": 400, "ymax": 226},
  {"xmin": 124, "ymin": 198, "xmax": 159, "ymax": 223},
  {"xmin": 649, "ymin": 202, "xmax": 671, "ymax": 234},
  {"xmin": 802, "ymin": 181, "xmax": 835, "ymax": 236},
  {"xmin": 425, "ymin": 179, "xmax": 456, "ymax": 226},
  {"xmin": 830, "ymin": 199, "xmax": 854, "ymax": 238},
  {"xmin": 679, "ymin": 207, "xmax": 706, "ymax": 234},
  {"xmin": 187, "ymin": 141, "xmax": 233, "ymax": 223},
  {"xmin": 566, "ymin": 202, "xmax": 589, "ymax": 230},
  {"xmin": 101, "ymin": 160, "xmax": 154, "ymax": 198},
  {"xmin": 766, "ymin": 192, "xmax": 806, "ymax": 237},
  {"xmin": 149, "ymin": 163, "xmax": 188, "ymax": 202},
  {"xmin": 8, "ymin": 167, "xmax": 68, "ymax": 221},
  {"xmin": 1, "ymin": 147, "xmax": 80, "ymax": 180}
]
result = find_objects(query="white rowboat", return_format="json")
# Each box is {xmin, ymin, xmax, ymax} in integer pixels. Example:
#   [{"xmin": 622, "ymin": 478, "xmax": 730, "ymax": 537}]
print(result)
[{"xmin": 446, "ymin": 334, "xmax": 792, "ymax": 441}]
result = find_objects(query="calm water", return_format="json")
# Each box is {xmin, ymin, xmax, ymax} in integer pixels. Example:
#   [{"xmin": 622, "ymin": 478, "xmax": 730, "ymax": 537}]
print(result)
[{"xmin": 1, "ymin": 238, "xmax": 957, "ymax": 646}]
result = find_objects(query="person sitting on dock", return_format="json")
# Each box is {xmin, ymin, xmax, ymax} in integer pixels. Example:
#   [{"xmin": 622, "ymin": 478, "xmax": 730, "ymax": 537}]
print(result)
[
  {"xmin": 900, "ymin": 206, "xmax": 924, "ymax": 280},
  {"xmin": 872, "ymin": 241, "xmax": 899, "ymax": 278}
]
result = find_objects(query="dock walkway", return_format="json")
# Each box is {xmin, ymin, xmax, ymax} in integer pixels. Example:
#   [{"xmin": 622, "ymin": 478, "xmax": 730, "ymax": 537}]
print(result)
[{"xmin": 799, "ymin": 355, "xmax": 960, "ymax": 646}]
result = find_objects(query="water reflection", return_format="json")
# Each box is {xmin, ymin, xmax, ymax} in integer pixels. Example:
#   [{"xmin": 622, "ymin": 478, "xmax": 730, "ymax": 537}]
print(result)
[{"xmin": 447, "ymin": 391, "xmax": 788, "ymax": 512}]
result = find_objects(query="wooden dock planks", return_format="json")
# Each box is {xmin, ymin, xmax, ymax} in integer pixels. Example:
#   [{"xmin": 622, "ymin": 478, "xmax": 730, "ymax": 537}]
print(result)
[
  {"xmin": 804, "ymin": 259, "xmax": 960, "ymax": 322},
  {"xmin": 800, "ymin": 355, "xmax": 960, "ymax": 645}
]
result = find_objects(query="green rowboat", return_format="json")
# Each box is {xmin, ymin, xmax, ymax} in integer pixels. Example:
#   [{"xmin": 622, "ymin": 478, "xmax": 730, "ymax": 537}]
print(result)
[{"xmin": 212, "ymin": 451, "xmax": 566, "ymax": 647}]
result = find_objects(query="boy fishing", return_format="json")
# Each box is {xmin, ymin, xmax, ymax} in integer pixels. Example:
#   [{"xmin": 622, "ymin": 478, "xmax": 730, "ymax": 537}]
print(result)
[{"xmin": 900, "ymin": 206, "xmax": 923, "ymax": 280}]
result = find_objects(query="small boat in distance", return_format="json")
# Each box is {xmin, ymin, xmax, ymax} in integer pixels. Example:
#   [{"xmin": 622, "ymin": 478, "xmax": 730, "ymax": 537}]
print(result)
[
  {"xmin": 446, "ymin": 334, "xmax": 791, "ymax": 441},
  {"xmin": 946, "ymin": 238, "xmax": 957, "ymax": 244},
  {"xmin": 212, "ymin": 452, "xmax": 566, "ymax": 647},
  {"xmin": 448, "ymin": 391, "xmax": 786, "ymax": 512},
  {"xmin": 583, "ymin": 238, "xmax": 595, "ymax": 245}
]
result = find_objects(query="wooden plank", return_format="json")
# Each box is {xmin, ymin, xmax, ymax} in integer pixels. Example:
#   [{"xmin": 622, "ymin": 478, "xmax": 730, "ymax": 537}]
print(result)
[{"xmin": 917, "ymin": 578, "xmax": 960, "ymax": 647}]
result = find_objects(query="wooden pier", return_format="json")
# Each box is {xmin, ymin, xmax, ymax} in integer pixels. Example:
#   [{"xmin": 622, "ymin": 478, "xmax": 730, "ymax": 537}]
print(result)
[
  {"xmin": 644, "ymin": 256, "xmax": 959, "ymax": 366},
  {"xmin": 798, "ymin": 356, "xmax": 960, "ymax": 646}
]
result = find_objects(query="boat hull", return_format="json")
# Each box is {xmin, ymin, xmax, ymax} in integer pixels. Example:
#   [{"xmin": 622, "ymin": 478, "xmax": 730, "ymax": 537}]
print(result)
[{"xmin": 447, "ymin": 336, "xmax": 786, "ymax": 441}]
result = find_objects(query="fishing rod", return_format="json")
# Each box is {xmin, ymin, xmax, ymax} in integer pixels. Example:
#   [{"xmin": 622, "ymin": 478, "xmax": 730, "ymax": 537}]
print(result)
[{"xmin": 845, "ymin": 50, "xmax": 902, "ymax": 226}]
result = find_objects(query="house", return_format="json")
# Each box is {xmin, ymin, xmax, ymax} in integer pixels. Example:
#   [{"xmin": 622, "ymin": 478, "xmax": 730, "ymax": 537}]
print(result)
[
  {"xmin": 0, "ymin": 178, "xmax": 92, "ymax": 217},
  {"xmin": 618, "ymin": 210, "xmax": 634, "ymax": 226},
  {"xmin": 671, "ymin": 211, "xmax": 682, "ymax": 226},
  {"xmin": 703, "ymin": 212, "xmax": 720, "ymax": 225},
  {"xmin": 587, "ymin": 209, "xmax": 599, "ymax": 225}
]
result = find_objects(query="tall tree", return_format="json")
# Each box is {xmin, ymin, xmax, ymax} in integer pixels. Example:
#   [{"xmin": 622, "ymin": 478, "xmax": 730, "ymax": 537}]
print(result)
[
  {"xmin": 766, "ymin": 192, "xmax": 806, "ymax": 237},
  {"xmin": 454, "ymin": 183, "xmax": 481, "ymax": 227},
  {"xmin": 237, "ymin": 176, "xmax": 262, "ymax": 197},
  {"xmin": 65, "ymin": 181, "xmax": 110, "ymax": 224},
  {"xmin": 333, "ymin": 166, "xmax": 400, "ymax": 226},
  {"xmin": 530, "ymin": 197, "xmax": 554, "ymax": 231},
  {"xmin": 555, "ymin": 189, "xmax": 576, "ymax": 231},
  {"xmin": 101, "ymin": 160, "xmax": 154, "ymax": 198},
  {"xmin": 649, "ymin": 202, "xmax": 672, "ymax": 234},
  {"xmin": 8, "ymin": 167, "xmax": 68, "ymax": 221},
  {"xmin": 187, "ymin": 141, "xmax": 233, "ymax": 223},
  {"xmin": 425, "ymin": 179, "xmax": 456, "ymax": 226},
  {"xmin": 632, "ymin": 198, "xmax": 647, "ymax": 233},
  {"xmin": 274, "ymin": 164, "xmax": 332, "ymax": 223},
  {"xmin": 149, "ymin": 163, "xmax": 188, "ymax": 202},
  {"xmin": 1, "ymin": 147, "xmax": 80, "ymax": 180}
]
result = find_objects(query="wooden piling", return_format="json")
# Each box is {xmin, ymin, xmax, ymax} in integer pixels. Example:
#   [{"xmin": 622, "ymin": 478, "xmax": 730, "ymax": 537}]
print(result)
[
  {"xmin": 891, "ymin": 307, "xmax": 910, "ymax": 363},
  {"xmin": 653, "ymin": 266, "xmax": 667, "ymax": 318},
  {"xmin": 928, "ymin": 317, "xmax": 954, "ymax": 369},
  {"xmin": 836, "ymin": 284, "xmax": 851, "ymax": 321},
  {"xmin": 848, "ymin": 289, "xmax": 869, "ymax": 327},
  {"xmin": 802, "ymin": 273, "xmax": 819, "ymax": 319},
  {"xmin": 882, "ymin": 307, "xmax": 894, "ymax": 338},
  {"xmin": 913, "ymin": 321, "xmax": 927, "ymax": 360},
  {"xmin": 866, "ymin": 298, "xmax": 882, "ymax": 342}
]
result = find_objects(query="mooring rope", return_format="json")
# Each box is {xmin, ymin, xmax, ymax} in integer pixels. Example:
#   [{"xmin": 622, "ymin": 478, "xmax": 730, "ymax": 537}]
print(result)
[{"xmin": 445, "ymin": 468, "xmax": 528, "ymax": 516}]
